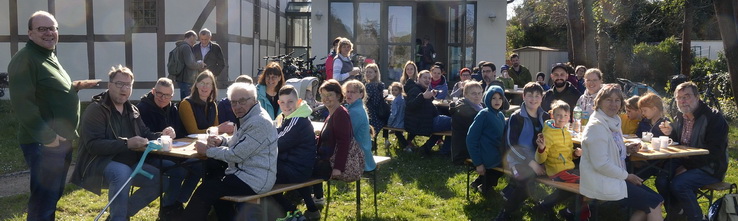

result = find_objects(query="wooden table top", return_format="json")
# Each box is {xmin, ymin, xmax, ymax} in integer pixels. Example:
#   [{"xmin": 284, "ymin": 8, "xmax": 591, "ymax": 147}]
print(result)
[
  {"xmin": 572, "ymin": 134, "xmax": 709, "ymax": 160},
  {"xmin": 133, "ymin": 138, "xmax": 204, "ymax": 159}
]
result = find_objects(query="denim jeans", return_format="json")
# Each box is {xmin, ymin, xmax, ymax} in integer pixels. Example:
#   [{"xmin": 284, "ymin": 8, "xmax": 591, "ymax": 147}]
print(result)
[
  {"xmin": 104, "ymin": 161, "xmax": 163, "ymax": 221},
  {"xmin": 147, "ymin": 158, "xmax": 202, "ymax": 206},
  {"xmin": 177, "ymin": 81, "xmax": 192, "ymax": 100},
  {"xmin": 656, "ymin": 164, "xmax": 719, "ymax": 221},
  {"xmin": 420, "ymin": 115, "xmax": 453, "ymax": 152},
  {"xmin": 20, "ymin": 141, "xmax": 73, "ymax": 221}
]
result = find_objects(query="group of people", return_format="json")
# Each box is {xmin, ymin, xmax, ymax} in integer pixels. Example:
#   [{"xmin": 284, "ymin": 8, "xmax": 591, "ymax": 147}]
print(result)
[{"xmin": 7, "ymin": 10, "xmax": 729, "ymax": 221}]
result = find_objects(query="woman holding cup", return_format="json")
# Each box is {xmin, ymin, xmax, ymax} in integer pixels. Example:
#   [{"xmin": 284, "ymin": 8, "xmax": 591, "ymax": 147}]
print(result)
[{"xmin": 179, "ymin": 71, "xmax": 235, "ymax": 135}]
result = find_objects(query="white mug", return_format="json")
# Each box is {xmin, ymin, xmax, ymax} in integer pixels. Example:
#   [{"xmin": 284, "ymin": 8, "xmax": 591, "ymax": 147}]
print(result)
[
  {"xmin": 207, "ymin": 127, "xmax": 219, "ymax": 136},
  {"xmin": 197, "ymin": 134, "xmax": 208, "ymax": 142},
  {"xmin": 383, "ymin": 89, "xmax": 389, "ymax": 97},
  {"xmin": 158, "ymin": 135, "xmax": 172, "ymax": 152},
  {"xmin": 659, "ymin": 136, "xmax": 673, "ymax": 148},
  {"xmin": 513, "ymin": 85, "xmax": 519, "ymax": 91},
  {"xmin": 650, "ymin": 137, "xmax": 661, "ymax": 151},
  {"xmin": 642, "ymin": 132, "xmax": 653, "ymax": 142}
]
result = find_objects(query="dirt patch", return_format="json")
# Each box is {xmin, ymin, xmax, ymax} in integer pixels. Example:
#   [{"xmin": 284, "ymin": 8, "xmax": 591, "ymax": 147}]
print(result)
[{"xmin": 0, "ymin": 166, "xmax": 75, "ymax": 198}]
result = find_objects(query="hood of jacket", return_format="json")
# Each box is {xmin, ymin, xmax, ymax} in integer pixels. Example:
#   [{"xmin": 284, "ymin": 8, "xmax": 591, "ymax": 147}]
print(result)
[
  {"xmin": 284, "ymin": 100, "xmax": 313, "ymax": 119},
  {"xmin": 483, "ymin": 85, "xmax": 510, "ymax": 112}
]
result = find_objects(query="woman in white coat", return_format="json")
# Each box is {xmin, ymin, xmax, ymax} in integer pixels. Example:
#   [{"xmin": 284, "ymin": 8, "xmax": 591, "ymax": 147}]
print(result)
[{"xmin": 580, "ymin": 84, "xmax": 664, "ymax": 220}]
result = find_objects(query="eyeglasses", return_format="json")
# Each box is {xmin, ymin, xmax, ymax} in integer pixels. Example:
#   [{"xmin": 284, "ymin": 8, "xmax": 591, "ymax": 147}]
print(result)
[
  {"xmin": 112, "ymin": 81, "xmax": 132, "ymax": 89},
  {"xmin": 197, "ymin": 82, "xmax": 213, "ymax": 88},
  {"xmin": 232, "ymin": 97, "xmax": 254, "ymax": 106},
  {"xmin": 154, "ymin": 91, "xmax": 173, "ymax": 99},
  {"xmin": 35, "ymin": 26, "xmax": 58, "ymax": 32}
]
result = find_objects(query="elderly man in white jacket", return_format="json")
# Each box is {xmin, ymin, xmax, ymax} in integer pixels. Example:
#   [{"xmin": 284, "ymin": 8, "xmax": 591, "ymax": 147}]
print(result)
[
  {"xmin": 180, "ymin": 82, "xmax": 278, "ymax": 220},
  {"xmin": 580, "ymin": 84, "xmax": 663, "ymax": 221}
]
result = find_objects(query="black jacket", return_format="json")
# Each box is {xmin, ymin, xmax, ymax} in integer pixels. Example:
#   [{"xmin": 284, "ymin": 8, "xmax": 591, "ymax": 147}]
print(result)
[
  {"xmin": 449, "ymin": 98, "xmax": 480, "ymax": 164},
  {"xmin": 404, "ymin": 82, "xmax": 438, "ymax": 136},
  {"xmin": 671, "ymin": 100, "xmax": 729, "ymax": 180},
  {"xmin": 136, "ymin": 92, "xmax": 187, "ymax": 138},
  {"xmin": 193, "ymin": 42, "xmax": 226, "ymax": 76},
  {"xmin": 71, "ymin": 91, "xmax": 160, "ymax": 194},
  {"xmin": 276, "ymin": 116, "xmax": 317, "ymax": 182},
  {"xmin": 542, "ymin": 81, "xmax": 581, "ymax": 114}
]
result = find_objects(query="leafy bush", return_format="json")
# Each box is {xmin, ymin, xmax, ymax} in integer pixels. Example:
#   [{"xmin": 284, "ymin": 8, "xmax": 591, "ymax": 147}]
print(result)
[{"xmin": 629, "ymin": 37, "xmax": 681, "ymax": 94}]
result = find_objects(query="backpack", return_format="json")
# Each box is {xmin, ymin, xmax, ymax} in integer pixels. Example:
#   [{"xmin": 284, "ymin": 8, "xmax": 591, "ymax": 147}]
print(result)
[
  {"xmin": 709, "ymin": 184, "xmax": 738, "ymax": 221},
  {"xmin": 167, "ymin": 46, "xmax": 184, "ymax": 77}
]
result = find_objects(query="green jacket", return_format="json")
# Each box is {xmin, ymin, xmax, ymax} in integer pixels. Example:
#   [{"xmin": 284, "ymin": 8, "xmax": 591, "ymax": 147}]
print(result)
[
  {"xmin": 508, "ymin": 65, "xmax": 531, "ymax": 87},
  {"xmin": 8, "ymin": 40, "xmax": 80, "ymax": 144}
]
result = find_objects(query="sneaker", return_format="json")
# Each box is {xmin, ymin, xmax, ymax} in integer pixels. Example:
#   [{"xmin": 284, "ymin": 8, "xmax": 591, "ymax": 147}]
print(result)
[
  {"xmin": 494, "ymin": 210, "xmax": 512, "ymax": 221},
  {"xmin": 303, "ymin": 209, "xmax": 321, "ymax": 220}
]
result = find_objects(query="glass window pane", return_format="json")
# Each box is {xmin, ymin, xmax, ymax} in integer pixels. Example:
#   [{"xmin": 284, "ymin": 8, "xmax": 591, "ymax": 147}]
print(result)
[
  {"xmin": 465, "ymin": 4, "xmax": 475, "ymax": 44},
  {"xmin": 357, "ymin": 3, "xmax": 380, "ymax": 44},
  {"xmin": 330, "ymin": 2, "xmax": 354, "ymax": 40},
  {"xmin": 448, "ymin": 7, "xmax": 459, "ymax": 44},
  {"xmin": 449, "ymin": 46, "xmax": 462, "ymax": 81},
  {"xmin": 388, "ymin": 45, "xmax": 411, "ymax": 81},
  {"xmin": 354, "ymin": 44, "xmax": 379, "ymax": 69},
  {"xmin": 388, "ymin": 6, "xmax": 412, "ymax": 44}
]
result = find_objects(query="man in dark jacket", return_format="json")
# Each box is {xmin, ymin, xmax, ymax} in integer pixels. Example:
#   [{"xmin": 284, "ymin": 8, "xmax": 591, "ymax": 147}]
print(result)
[
  {"xmin": 404, "ymin": 70, "xmax": 451, "ymax": 154},
  {"xmin": 450, "ymin": 81, "xmax": 485, "ymax": 165},
  {"xmin": 541, "ymin": 63, "xmax": 581, "ymax": 116},
  {"xmin": 170, "ymin": 30, "xmax": 205, "ymax": 100},
  {"xmin": 71, "ymin": 65, "xmax": 176, "ymax": 221},
  {"xmin": 193, "ymin": 28, "xmax": 226, "ymax": 78},
  {"xmin": 655, "ymin": 82, "xmax": 728, "ymax": 221},
  {"xmin": 136, "ymin": 77, "xmax": 199, "ymax": 219}
]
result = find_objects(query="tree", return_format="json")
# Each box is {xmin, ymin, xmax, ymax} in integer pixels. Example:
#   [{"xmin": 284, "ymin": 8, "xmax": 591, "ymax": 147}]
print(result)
[
  {"xmin": 582, "ymin": 0, "xmax": 597, "ymax": 67},
  {"xmin": 680, "ymin": 0, "xmax": 693, "ymax": 77},
  {"xmin": 566, "ymin": 0, "xmax": 585, "ymax": 66},
  {"xmin": 713, "ymin": 0, "xmax": 738, "ymax": 106}
]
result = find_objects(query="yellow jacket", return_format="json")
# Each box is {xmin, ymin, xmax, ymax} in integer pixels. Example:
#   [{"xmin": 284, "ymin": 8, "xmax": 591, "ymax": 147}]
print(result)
[
  {"xmin": 535, "ymin": 119, "xmax": 576, "ymax": 176},
  {"xmin": 619, "ymin": 113, "xmax": 640, "ymax": 135}
]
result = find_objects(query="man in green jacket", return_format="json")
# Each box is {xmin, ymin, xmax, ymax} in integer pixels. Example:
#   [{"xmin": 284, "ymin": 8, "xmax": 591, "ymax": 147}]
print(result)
[
  {"xmin": 508, "ymin": 53, "xmax": 532, "ymax": 87},
  {"xmin": 8, "ymin": 11, "xmax": 97, "ymax": 220}
]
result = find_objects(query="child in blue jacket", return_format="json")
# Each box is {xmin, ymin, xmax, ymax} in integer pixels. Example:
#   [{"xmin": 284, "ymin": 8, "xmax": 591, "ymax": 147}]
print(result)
[
  {"xmin": 466, "ymin": 85, "xmax": 509, "ymax": 194},
  {"xmin": 386, "ymin": 82, "xmax": 409, "ymax": 149}
]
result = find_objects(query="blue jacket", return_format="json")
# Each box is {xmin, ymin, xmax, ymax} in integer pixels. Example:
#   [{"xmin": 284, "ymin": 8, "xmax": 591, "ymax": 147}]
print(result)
[
  {"xmin": 276, "ymin": 101, "xmax": 316, "ymax": 182},
  {"xmin": 217, "ymin": 97, "xmax": 237, "ymax": 126},
  {"xmin": 346, "ymin": 99, "xmax": 377, "ymax": 171},
  {"xmin": 257, "ymin": 84, "xmax": 281, "ymax": 120},
  {"xmin": 504, "ymin": 101, "xmax": 549, "ymax": 169},
  {"xmin": 430, "ymin": 75, "xmax": 449, "ymax": 99},
  {"xmin": 636, "ymin": 117, "xmax": 667, "ymax": 137},
  {"xmin": 466, "ymin": 86, "xmax": 506, "ymax": 169},
  {"xmin": 387, "ymin": 95, "xmax": 405, "ymax": 128}
]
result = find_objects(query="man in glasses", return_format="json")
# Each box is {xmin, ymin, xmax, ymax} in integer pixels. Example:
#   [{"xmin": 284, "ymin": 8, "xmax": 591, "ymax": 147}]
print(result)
[
  {"xmin": 72, "ymin": 65, "xmax": 176, "ymax": 221},
  {"xmin": 8, "ymin": 11, "xmax": 98, "ymax": 220}
]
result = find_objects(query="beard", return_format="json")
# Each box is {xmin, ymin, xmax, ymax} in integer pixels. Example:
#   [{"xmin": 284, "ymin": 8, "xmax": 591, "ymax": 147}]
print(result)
[{"xmin": 554, "ymin": 80, "xmax": 566, "ymax": 88}]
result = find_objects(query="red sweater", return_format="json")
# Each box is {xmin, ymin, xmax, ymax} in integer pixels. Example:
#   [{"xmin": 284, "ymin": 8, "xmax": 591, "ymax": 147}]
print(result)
[{"xmin": 317, "ymin": 106, "xmax": 352, "ymax": 171}]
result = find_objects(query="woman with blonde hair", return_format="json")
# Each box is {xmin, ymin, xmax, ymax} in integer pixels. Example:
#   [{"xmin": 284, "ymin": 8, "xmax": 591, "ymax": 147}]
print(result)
[
  {"xmin": 180, "ymin": 70, "xmax": 230, "ymax": 134},
  {"xmin": 343, "ymin": 80, "xmax": 377, "ymax": 171},
  {"xmin": 364, "ymin": 63, "xmax": 387, "ymax": 136}
]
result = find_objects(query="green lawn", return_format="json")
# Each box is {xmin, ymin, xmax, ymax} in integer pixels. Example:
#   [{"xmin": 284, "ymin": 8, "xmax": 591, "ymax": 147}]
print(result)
[{"xmin": 1, "ymin": 98, "xmax": 737, "ymax": 220}]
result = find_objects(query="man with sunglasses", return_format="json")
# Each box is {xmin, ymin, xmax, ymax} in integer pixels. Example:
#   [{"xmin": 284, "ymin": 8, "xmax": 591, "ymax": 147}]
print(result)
[{"xmin": 8, "ymin": 11, "xmax": 98, "ymax": 220}]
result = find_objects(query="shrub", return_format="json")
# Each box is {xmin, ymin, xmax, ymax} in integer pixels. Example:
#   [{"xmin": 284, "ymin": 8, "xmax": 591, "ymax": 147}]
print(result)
[{"xmin": 629, "ymin": 37, "xmax": 681, "ymax": 94}]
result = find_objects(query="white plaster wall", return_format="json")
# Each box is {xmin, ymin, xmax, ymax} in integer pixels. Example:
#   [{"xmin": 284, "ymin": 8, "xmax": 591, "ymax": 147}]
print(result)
[
  {"xmin": 92, "ymin": 0, "xmax": 123, "ymax": 35},
  {"xmin": 311, "ymin": 0, "xmax": 328, "ymax": 64},
  {"xmin": 242, "ymin": 1, "xmax": 253, "ymax": 35},
  {"xmin": 166, "ymin": 0, "xmax": 205, "ymax": 34},
  {"xmin": 692, "ymin": 40, "xmax": 725, "ymax": 60},
  {"xmin": 56, "ymin": 43, "xmax": 88, "ymax": 81},
  {"xmin": 228, "ymin": 42, "xmax": 240, "ymax": 79},
  {"xmin": 0, "ymin": 0, "xmax": 9, "ymax": 35},
  {"xmin": 132, "ymin": 33, "xmax": 158, "ymax": 82},
  {"xmin": 0, "ymin": 43, "xmax": 10, "ymax": 73},
  {"xmin": 93, "ymin": 42, "xmax": 126, "ymax": 79},
  {"xmin": 227, "ymin": 0, "xmax": 241, "ymax": 34},
  {"xmin": 55, "ymin": 0, "xmax": 86, "ymax": 35},
  {"xmin": 17, "ymin": 1, "xmax": 48, "ymax": 33},
  {"xmin": 242, "ymin": 44, "xmax": 254, "ymax": 78},
  {"xmin": 476, "ymin": 0, "xmax": 507, "ymax": 68}
]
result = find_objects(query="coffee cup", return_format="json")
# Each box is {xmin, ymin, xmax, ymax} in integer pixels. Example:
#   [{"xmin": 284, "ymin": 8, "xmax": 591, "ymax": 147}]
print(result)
[
  {"xmin": 383, "ymin": 89, "xmax": 389, "ymax": 97},
  {"xmin": 659, "ymin": 136, "xmax": 673, "ymax": 148},
  {"xmin": 513, "ymin": 85, "xmax": 519, "ymax": 91},
  {"xmin": 158, "ymin": 135, "xmax": 172, "ymax": 152},
  {"xmin": 207, "ymin": 127, "xmax": 219, "ymax": 136},
  {"xmin": 197, "ymin": 134, "xmax": 208, "ymax": 143},
  {"xmin": 650, "ymin": 137, "xmax": 661, "ymax": 151},
  {"xmin": 642, "ymin": 132, "xmax": 653, "ymax": 142}
]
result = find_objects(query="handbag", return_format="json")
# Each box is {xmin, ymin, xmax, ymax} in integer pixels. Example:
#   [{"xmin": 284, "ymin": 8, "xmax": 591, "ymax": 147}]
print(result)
[{"xmin": 318, "ymin": 113, "xmax": 365, "ymax": 182}]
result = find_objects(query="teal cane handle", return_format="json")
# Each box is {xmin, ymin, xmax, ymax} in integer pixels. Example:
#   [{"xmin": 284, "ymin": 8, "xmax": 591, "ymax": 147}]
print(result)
[{"xmin": 131, "ymin": 141, "xmax": 162, "ymax": 180}]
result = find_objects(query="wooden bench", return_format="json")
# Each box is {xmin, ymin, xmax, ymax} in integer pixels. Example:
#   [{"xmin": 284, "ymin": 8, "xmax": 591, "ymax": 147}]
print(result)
[
  {"xmin": 375, "ymin": 127, "xmax": 452, "ymax": 154},
  {"xmin": 696, "ymin": 182, "xmax": 736, "ymax": 209},
  {"xmin": 220, "ymin": 178, "xmax": 324, "ymax": 221},
  {"xmin": 325, "ymin": 155, "xmax": 392, "ymax": 220}
]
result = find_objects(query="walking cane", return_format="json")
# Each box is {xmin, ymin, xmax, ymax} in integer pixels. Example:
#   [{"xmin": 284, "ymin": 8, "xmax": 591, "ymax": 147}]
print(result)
[{"xmin": 94, "ymin": 141, "xmax": 162, "ymax": 221}]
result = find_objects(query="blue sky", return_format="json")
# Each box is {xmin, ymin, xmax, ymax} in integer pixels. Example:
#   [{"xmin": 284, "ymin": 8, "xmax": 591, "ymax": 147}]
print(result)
[{"xmin": 507, "ymin": 0, "xmax": 523, "ymax": 20}]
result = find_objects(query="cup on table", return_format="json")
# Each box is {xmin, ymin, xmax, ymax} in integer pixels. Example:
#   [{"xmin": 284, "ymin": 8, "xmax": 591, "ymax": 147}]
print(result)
[
  {"xmin": 158, "ymin": 135, "xmax": 172, "ymax": 152},
  {"xmin": 513, "ymin": 84, "xmax": 518, "ymax": 91},
  {"xmin": 659, "ymin": 136, "xmax": 673, "ymax": 148},
  {"xmin": 642, "ymin": 132, "xmax": 653, "ymax": 142},
  {"xmin": 452, "ymin": 97, "xmax": 459, "ymax": 102},
  {"xmin": 650, "ymin": 137, "xmax": 661, "ymax": 151},
  {"xmin": 197, "ymin": 134, "xmax": 208, "ymax": 143}
]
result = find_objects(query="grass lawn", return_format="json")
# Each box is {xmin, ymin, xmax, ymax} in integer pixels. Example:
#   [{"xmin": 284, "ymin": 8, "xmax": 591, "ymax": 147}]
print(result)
[{"xmin": 1, "ymin": 98, "xmax": 737, "ymax": 220}]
